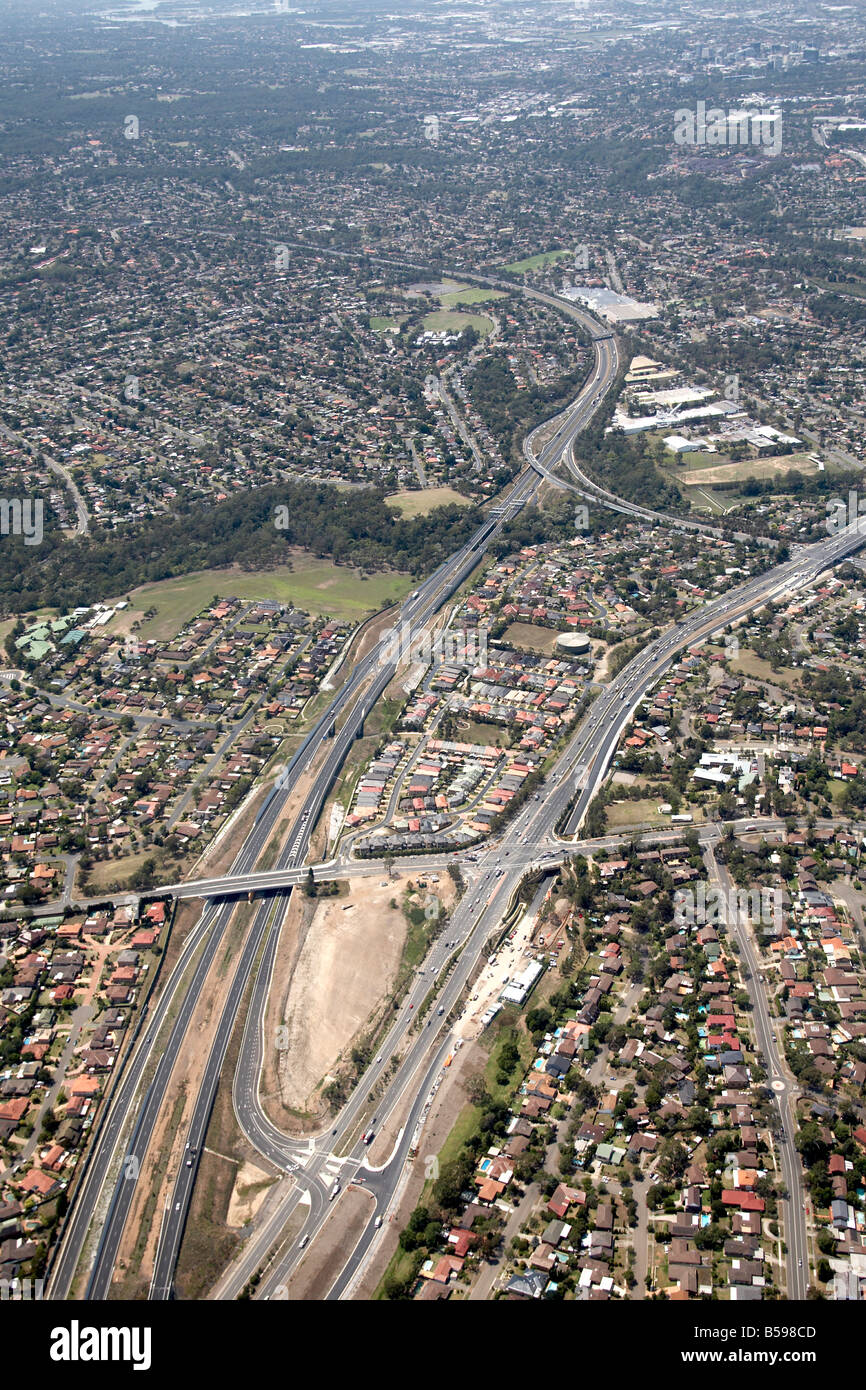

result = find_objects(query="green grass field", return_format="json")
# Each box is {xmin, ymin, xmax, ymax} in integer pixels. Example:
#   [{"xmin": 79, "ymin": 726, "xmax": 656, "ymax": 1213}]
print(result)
[
  {"xmin": 678, "ymin": 451, "xmax": 822, "ymax": 485},
  {"xmin": 670, "ymin": 451, "xmax": 728, "ymax": 471},
  {"xmin": 119, "ymin": 559, "xmax": 411, "ymax": 642},
  {"xmin": 503, "ymin": 249, "xmax": 573, "ymax": 273},
  {"xmin": 457, "ymin": 719, "xmax": 508, "ymax": 747},
  {"xmin": 440, "ymin": 287, "xmax": 506, "ymax": 308},
  {"xmin": 605, "ymin": 799, "xmax": 686, "ymax": 829},
  {"xmin": 422, "ymin": 309, "xmax": 494, "ymax": 337},
  {"xmin": 385, "ymin": 486, "xmax": 471, "ymax": 517},
  {"xmin": 729, "ymin": 650, "xmax": 801, "ymax": 690},
  {"xmin": 370, "ymin": 315, "xmax": 405, "ymax": 332}
]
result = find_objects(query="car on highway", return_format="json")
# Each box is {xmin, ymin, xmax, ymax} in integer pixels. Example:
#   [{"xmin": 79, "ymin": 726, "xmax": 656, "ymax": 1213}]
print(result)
[
  {"xmin": 299, "ymin": 1234, "xmax": 309, "ymax": 1249},
  {"xmin": 374, "ymin": 1216, "xmax": 383, "ymax": 1229}
]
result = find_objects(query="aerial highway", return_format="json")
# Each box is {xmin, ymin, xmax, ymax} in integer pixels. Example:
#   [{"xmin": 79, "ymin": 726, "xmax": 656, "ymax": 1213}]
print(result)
[
  {"xmin": 201, "ymin": 522, "xmax": 866, "ymax": 1304},
  {"xmin": 49, "ymin": 272, "xmax": 623, "ymax": 1300},
  {"xmin": 139, "ymin": 284, "xmax": 625, "ymax": 1298},
  {"xmin": 49, "ymin": 272, "xmax": 620, "ymax": 1301},
  {"xmin": 46, "ymin": 255, "xmax": 866, "ymax": 1304}
]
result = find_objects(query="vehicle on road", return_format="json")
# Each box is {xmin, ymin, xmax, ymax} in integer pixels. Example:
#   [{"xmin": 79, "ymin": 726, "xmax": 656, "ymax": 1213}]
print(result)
[
  {"xmin": 374, "ymin": 1216, "xmax": 383, "ymax": 1229},
  {"xmin": 299, "ymin": 1234, "xmax": 309, "ymax": 1249}
]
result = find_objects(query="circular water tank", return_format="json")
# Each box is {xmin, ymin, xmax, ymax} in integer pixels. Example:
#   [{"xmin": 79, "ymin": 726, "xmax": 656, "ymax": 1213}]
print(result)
[{"xmin": 555, "ymin": 632, "xmax": 591, "ymax": 656}]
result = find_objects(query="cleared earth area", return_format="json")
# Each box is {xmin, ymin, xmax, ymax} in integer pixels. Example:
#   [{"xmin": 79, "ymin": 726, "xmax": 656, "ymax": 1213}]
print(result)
[{"xmin": 274, "ymin": 876, "xmax": 411, "ymax": 1112}]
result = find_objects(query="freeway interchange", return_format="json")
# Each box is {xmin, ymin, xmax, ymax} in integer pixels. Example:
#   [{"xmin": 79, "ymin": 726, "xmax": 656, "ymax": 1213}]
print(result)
[{"xmin": 46, "ymin": 275, "xmax": 866, "ymax": 1306}]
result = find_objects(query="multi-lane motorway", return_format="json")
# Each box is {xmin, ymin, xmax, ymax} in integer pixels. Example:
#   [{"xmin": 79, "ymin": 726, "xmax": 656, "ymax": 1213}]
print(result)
[
  {"xmin": 47, "ymin": 264, "xmax": 866, "ymax": 1304},
  {"xmin": 48, "ymin": 274, "xmax": 618, "ymax": 1301},
  {"xmin": 177, "ymin": 501, "xmax": 866, "ymax": 1303}
]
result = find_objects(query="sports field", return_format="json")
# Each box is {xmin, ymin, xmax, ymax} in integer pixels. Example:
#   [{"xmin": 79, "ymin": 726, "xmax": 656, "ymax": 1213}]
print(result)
[
  {"xmin": 422, "ymin": 309, "xmax": 494, "ymax": 337},
  {"xmin": 116, "ymin": 558, "xmax": 411, "ymax": 642},
  {"xmin": 440, "ymin": 287, "xmax": 506, "ymax": 308},
  {"xmin": 677, "ymin": 452, "xmax": 822, "ymax": 485}
]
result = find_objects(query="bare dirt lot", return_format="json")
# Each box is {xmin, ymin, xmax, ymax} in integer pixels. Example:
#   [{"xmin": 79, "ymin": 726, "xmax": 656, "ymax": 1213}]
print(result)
[
  {"xmin": 226, "ymin": 1160, "xmax": 278, "ymax": 1227},
  {"xmin": 260, "ymin": 871, "xmax": 457, "ymax": 1136},
  {"xmin": 274, "ymin": 876, "xmax": 412, "ymax": 1112},
  {"xmin": 503, "ymin": 621, "xmax": 560, "ymax": 655}
]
